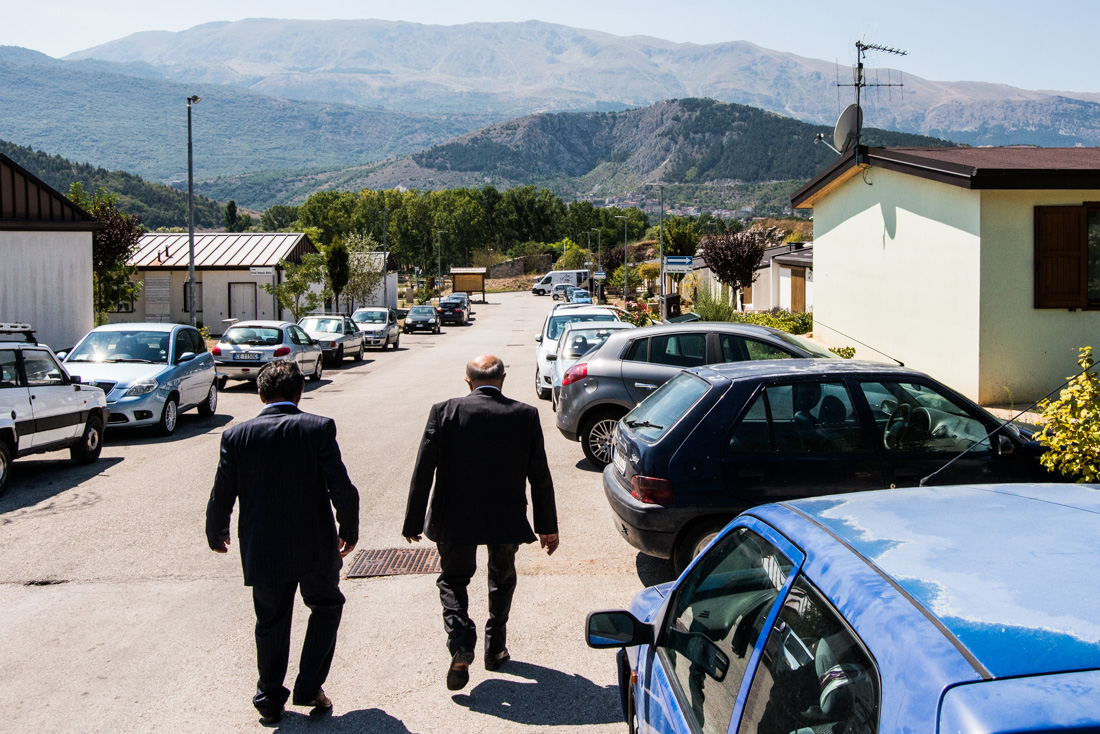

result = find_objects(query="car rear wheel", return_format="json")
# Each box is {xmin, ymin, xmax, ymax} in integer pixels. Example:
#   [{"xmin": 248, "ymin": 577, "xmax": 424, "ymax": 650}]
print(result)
[
  {"xmin": 580, "ymin": 409, "xmax": 623, "ymax": 468},
  {"xmin": 354, "ymin": 342, "xmax": 364, "ymax": 361},
  {"xmin": 70, "ymin": 415, "xmax": 104, "ymax": 464},
  {"xmin": 672, "ymin": 518, "xmax": 732, "ymax": 576},
  {"xmin": 197, "ymin": 382, "xmax": 217, "ymax": 417},
  {"xmin": 392, "ymin": 334, "xmax": 400, "ymax": 350},
  {"xmin": 0, "ymin": 440, "xmax": 13, "ymax": 497},
  {"xmin": 534, "ymin": 369, "xmax": 550, "ymax": 401},
  {"xmin": 310, "ymin": 358, "xmax": 323, "ymax": 382},
  {"xmin": 156, "ymin": 396, "xmax": 179, "ymax": 437}
]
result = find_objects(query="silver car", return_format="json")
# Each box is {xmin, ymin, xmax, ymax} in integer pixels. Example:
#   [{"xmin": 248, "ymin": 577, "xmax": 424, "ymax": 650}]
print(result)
[
  {"xmin": 298, "ymin": 315, "xmax": 365, "ymax": 365},
  {"xmin": 549, "ymin": 321, "xmax": 636, "ymax": 411},
  {"xmin": 351, "ymin": 308, "xmax": 400, "ymax": 349},
  {"xmin": 213, "ymin": 321, "xmax": 324, "ymax": 384}
]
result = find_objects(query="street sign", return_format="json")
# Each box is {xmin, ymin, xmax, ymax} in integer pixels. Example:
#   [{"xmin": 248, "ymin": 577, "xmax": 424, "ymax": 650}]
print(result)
[
  {"xmin": 593, "ymin": 271, "xmax": 607, "ymax": 280},
  {"xmin": 664, "ymin": 256, "xmax": 693, "ymax": 273},
  {"xmin": 249, "ymin": 266, "xmax": 275, "ymax": 276}
]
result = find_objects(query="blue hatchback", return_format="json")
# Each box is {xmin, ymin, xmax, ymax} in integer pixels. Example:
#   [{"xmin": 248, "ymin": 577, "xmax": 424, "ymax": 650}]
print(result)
[{"xmin": 587, "ymin": 483, "xmax": 1100, "ymax": 734}]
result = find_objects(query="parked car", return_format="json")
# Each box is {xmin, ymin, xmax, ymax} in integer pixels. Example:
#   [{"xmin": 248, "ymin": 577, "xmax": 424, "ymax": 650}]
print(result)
[
  {"xmin": 62, "ymin": 322, "xmax": 217, "ymax": 436},
  {"xmin": 436, "ymin": 297, "xmax": 469, "ymax": 326},
  {"xmin": 586, "ymin": 483, "xmax": 1100, "ymax": 734},
  {"xmin": 603, "ymin": 359, "xmax": 1059, "ymax": 573},
  {"xmin": 550, "ymin": 322, "xmax": 636, "ymax": 410},
  {"xmin": 557, "ymin": 322, "xmax": 836, "ymax": 467},
  {"xmin": 535, "ymin": 306, "xmax": 623, "ymax": 400},
  {"xmin": 532, "ymin": 269, "xmax": 588, "ymax": 296},
  {"xmin": 569, "ymin": 288, "xmax": 593, "ymax": 304},
  {"xmin": 449, "ymin": 292, "xmax": 475, "ymax": 316},
  {"xmin": 0, "ymin": 324, "xmax": 109, "ymax": 496},
  {"xmin": 551, "ymin": 283, "xmax": 578, "ymax": 301},
  {"xmin": 351, "ymin": 307, "xmax": 400, "ymax": 349},
  {"xmin": 298, "ymin": 315, "xmax": 365, "ymax": 366},
  {"xmin": 212, "ymin": 321, "xmax": 323, "ymax": 384},
  {"xmin": 404, "ymin": 305, "xmax": 441, "ymax": 334}
]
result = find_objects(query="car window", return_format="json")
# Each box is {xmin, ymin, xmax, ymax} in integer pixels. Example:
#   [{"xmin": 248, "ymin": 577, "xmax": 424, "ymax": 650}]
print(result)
[
  {"xmin": 291, "ymin": 326, "xmax": 311, "ymax": 345},
  {"xmin": 22, "ymin": 350, "xmax": 66, "ymax": 387},
  {"xmin": 299, "ymin": 317, "xmax": 343, "ymax": 333},
  {"xmin": 859, "ymin": 381, "xmax": 991, "ymax": 454},
  {"xmin": 187, "ymin": 329, "xmax": 207, "ymax": 354},
  {"xmin": 67, "ymin": 330, "xmax": 170, "ymax": 364},
  {"xmin": 546, "ymin": 313, "xmax": 617, "ymax": 340},
  {"xmin": 720, "ymin": 335, "xmax": 793, "ymax": 362},
  {"xmin": 729, "ymin": 382, "xmax": 869, "ymax": 453},
  {"xmin": 560, "ymin": 328, "xmax": 621, "ymax": 359},
  {"xmin": 661, "ymin": 526, "xmax": 795, "ymax": 734},
  {"xmin": 224, "ymin": 327, "xmax": 283, "ymax": 346},
  {"xmin": 624, "ymin": 337, "xmax": 649, "ymax": 362},
  {"xmin": 172, "ymin": 331, "xmax": 190, "ymax": 362},
  {"xmin": 650, "ymin": 333, "xmax": 707, "ymax": 368},
  {"xmin": 739, "ymin": 576, "xmax": 879, "ymax": 734},
  {"xmin": 772, "ymin": 332, "xmax": 838, "ymax": 359},
  {"xmin": 0, "ymin": 350, "xmax": 24, "ymax": 388},
  {"xmin": 623, "ymin": 372, "xmax": 710, "ymax": 442}
]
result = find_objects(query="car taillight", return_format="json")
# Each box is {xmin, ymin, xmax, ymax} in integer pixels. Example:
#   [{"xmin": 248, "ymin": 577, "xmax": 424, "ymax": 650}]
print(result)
[
  {"xmin": 273, "ymin": 346, "xmax": 291, "ymax": 357},
  {"xmin": 455, "ymin": 308, "xmax": 463, "ymax": 313},
  {"xmin": 436, "ymin": 308, "xmax": 443, "ymax": 314},
  {"xmin": 631, "ymin": 476, "xmax": 674, "ymax": 505},
  {"xmin": 211, "ymin": 346, "xmax": 222, "ymax": 356},
  {"xmin": 562, "ymin": 363, "xmax": 588, "ymax": 386}
]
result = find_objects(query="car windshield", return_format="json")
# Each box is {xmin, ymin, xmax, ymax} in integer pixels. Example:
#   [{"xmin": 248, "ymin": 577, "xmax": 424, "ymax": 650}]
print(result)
[
  {"xmin": 353, "ymin": 311, "xmax": 387, "ymax": 323},
  {"xmin": 572, "ymin": 290, "xmax": 590, "ymax": 299},
  {"xmin": 409, "ymin": 307, "xmax": 436, "ymax": 316},
  {"xmin": 222, "ymin": 327, "xmax": 284, "ymax": 346},
  {"xmin": 773, "ymin": 332, "xmax": 836, "ymax": 359},
  {"xmin": 547, "ymin": 313, "xmax": 617, "ymax": 340},
  {"xmin": 299, "ymin": 318, "xmax": 343, "ymax": 333},
  {"xmin": 623, "ymin": 372, "xmax": 710, "ymax": 442},
  {"xmin": 67, "ymin": 330, "xmax": 171, "ymax": 364},
  {"xmin": 558, "ymin": 327, "xmax": 622, "ymax": 358}
]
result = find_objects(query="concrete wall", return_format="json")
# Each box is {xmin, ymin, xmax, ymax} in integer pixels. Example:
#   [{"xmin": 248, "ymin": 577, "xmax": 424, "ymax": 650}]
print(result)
[
  {"xmin": 811, "ymin": 167, "xmax": 984, "ymax": 400},
  {"xmin": 978, "ymin": 189, "xmax": 1100, "ymax": 404},
  {"xmin": 0, "ymin": 231, "xmax": 93, "ymax": 351}
]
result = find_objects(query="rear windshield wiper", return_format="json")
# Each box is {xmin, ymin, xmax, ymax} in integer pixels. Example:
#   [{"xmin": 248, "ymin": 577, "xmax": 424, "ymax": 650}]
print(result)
[
  {"xmin": 115, "ymin": 358, "xmax": 153, "ymax": 363},
  {"xmin": 625, "ymin": 419, "xmax": 664, "ymax": 430}
]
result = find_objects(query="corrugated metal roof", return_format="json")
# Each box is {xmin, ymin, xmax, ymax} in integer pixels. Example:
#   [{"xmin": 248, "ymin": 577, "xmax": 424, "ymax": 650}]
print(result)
[{"xmin": 130, "ymin": 232, "xmax": 316, "ymax": 269}]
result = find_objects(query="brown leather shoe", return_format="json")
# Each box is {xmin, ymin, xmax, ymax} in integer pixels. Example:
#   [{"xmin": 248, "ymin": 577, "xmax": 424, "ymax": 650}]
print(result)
[
  {"xmin": 447, "ymin": 648, "xmax": 475, "ymax": 690},
  {"xmin": 293, "ymin": 688, "xmax": 332, "ymax": 709},
  {"xmin": 485, "ymin": 647, "xmax": 511, "ymax": 671}
]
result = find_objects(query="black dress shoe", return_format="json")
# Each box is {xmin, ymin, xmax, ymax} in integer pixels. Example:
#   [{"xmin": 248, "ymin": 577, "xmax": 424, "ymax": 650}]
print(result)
[
  {"xmin": 485, "ymin": 647, "xmax": 511, "ymax": 671},
  {"xmin": 447, "ymin": 648, "xmax": 475, "ymax": 690},
  {"xmin": 258, "ymin": 708, "xmax": 283, "ymax": 725},
  {"xmin": 292, "ymin": 688, "xmax": 332, "ymax": 708}
]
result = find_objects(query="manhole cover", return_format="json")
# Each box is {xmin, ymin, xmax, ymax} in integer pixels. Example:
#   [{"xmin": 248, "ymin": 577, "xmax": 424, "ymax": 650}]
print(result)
[{"xmin": 346, "ymin": 547, "xmax": 441, "ymax": 578}]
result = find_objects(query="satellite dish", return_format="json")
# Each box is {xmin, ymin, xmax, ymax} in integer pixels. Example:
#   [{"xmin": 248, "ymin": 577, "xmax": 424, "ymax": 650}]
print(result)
[{"xmin": 834, "ymin": 104, "xmax": 863, "ymax": 154}]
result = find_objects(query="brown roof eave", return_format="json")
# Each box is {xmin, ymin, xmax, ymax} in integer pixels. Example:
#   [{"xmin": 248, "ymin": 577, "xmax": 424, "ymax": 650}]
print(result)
[{"xmin": 791, "ymin": 146, "xmax": 862, "ymax": 209}]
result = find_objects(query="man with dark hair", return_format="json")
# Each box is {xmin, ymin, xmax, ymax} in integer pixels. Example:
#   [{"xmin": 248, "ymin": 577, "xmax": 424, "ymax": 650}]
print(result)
[
  {"xmin": 403, "ymin": 354, "xmax": 558, "ymax": 691},
  {"xmin": 206, "ymin": 360, "xmax": 359, "ymax": 724}
]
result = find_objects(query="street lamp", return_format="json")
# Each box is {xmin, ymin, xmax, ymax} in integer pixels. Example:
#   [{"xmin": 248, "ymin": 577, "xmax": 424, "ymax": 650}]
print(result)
[
  {"xmin": 646, "ymin": 182, "xmax": 667, "ymax": 298},
  {"xmin": 614, "ymin": 215, "xmax": 629, "ymax": 302},
  {"xmin": 435, "ymin": 229, "xmax": 445, "ymax": 304},
  {"xmin": 381, "ymin": 207, "xmax": 390, "ymax": 308},
  {"xmin": 186, "ymin": 94, "xmax": 201, "ymax": 327},
  {"xmin": 591, "ymin": 227, "xmax": 602, "ymax": 303}
]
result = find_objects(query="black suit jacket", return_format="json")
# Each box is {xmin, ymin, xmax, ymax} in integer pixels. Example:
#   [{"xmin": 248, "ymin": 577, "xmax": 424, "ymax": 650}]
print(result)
[
  {"xmin": 206, "ymin": 404, "xmax": 359, "ymax": 587},
  {"xmin": 403, "ymin": 388, "xmax": 557, "ymax": 545}
]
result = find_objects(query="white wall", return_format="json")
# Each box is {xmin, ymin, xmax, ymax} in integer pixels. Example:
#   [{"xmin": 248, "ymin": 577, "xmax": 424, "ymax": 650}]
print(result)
[
  {"xmin": 978, "ymin": 189, "xmax": 1100, "ymax": 404},
  {"xmin": 0, "ymin": 231, "xmax": 93, "ymax": 350},
  {"xmin": 811, "ymin": 167, "xmax": 984, "ymax": 400}
]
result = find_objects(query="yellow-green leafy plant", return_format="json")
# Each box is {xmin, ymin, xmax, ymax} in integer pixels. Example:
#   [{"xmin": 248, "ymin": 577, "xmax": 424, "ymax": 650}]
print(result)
[
  {"xmin": 1036, "ymin": 347, "xmax": 1100, "ymax": 482},
  {"xmin": 829, "ymin": 346, "xmax": 856, "ymax": 359}
]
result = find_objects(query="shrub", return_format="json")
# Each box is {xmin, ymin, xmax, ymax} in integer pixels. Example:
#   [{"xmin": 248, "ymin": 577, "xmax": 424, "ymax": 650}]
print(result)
[
  {"xmin": 1036, "ymin": 347, "xmax": 1100, "ymax": 482},
  {"xmin": 692, "ymin": 285, "xmax": 740, "ymax": 322},
  {"xmin": 829, "ymin": 346, "xmax": 856, "ymax": 359}
]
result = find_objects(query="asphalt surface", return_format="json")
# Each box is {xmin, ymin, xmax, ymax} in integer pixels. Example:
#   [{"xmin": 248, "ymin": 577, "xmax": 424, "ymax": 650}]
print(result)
[{"xmin": 0, "ymin": 291, "xmax": 675, "ymax": 733}]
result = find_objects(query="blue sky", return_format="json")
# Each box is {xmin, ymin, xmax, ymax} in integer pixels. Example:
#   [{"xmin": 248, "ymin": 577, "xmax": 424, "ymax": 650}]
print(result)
[{"xmin": 4, "ymin": 0, "xmax": 1095, "ymax": 93}]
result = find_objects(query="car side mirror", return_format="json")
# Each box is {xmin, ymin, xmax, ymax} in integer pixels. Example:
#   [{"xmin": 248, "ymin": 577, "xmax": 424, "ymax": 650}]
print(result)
[
  {"xmin": 310, "ymin": 338, "xmax": 318, "ymax": 345},
  {"xmin": 178, "ymin": 352, "xmax": 196, "ymax": 363},
  {"xmin": 585, "ymin": 610, "xmax": 653, "ymax": 649},
  {"xmin": 70, "ymin": 374, "xmax": 82, "ymax": 385},
  {"xmin": 546, "ymin": 353, "xmax": 558, "ymax": 361},
  {"xmin": 996, "ymin": 434, "xmax": 1015, "ymax": 456},
  {"xmin": 56, "ymin": 351, "xmax": 68, "ymax": 360},
  {"xmin": 535, "ymin": 334, "xmax": 543, "ymax": 343}
]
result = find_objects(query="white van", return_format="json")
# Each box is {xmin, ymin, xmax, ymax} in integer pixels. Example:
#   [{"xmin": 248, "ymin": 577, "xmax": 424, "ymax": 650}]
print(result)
[{"xmin": 532, "ymin": 269, "xmax": 588, "ymax": 296}]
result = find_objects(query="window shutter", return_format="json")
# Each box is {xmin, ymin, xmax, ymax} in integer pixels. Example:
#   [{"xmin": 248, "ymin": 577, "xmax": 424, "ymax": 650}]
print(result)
[{"xmin": 1034, "ymin": 206, "xmax": 1086, "ymax": 308}]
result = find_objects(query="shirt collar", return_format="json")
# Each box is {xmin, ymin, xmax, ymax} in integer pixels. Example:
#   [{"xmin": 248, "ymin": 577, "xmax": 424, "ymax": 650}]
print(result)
[
  {"xmin": 474, "ymin": 385, "xmax": 501, "ymax": 394},
  {"xmin": 264, "ymin": 401, "xmax": 298, "ymax": 408}
]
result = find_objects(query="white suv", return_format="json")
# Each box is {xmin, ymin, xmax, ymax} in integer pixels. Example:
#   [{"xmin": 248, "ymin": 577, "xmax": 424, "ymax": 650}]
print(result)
[
  {"xmin": 0, "ymin": 324, "xmax": 109, "ymax": 497},
  {"xmin": 534, "ymin": 307, "xmax": 622, "ymax": 400}
]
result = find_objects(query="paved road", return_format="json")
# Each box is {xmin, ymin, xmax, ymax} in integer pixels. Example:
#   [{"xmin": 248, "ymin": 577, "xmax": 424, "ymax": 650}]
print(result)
[{"xmin": 0, "ymin": 291, "xmax": 674, "ymax": 733}]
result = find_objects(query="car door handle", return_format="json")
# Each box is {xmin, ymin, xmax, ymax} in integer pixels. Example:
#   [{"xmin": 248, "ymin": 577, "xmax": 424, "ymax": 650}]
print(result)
[{"xmin": 635, "ymin": 382, "xmax": 658, "ymax": 390}]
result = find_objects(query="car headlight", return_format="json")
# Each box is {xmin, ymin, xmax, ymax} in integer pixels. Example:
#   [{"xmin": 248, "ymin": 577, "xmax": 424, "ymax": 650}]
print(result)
[
  {"xmin": 428, "ymin": 318, "xmax": 437, "ymax": 324},
  {"xmin": 322, "ymin": 341, "xmax": 335, "ymax": 348},
  {"xmin": 125, "ymin": 379, "xmax": 159, "ymax": 397}
]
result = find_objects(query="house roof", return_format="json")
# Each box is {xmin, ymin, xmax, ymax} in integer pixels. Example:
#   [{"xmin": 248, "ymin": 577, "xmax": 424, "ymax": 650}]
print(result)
[
  {"xmin": 0, "ymin": 154, "xmax": 100, "ymax": 232},
  {"xmin": 792, "ymin": 146, "xmax": 1100, "ymax": 209},
  {"xmin": 130, "ymin": 232, "xmax": 316, "ymax": 270}
]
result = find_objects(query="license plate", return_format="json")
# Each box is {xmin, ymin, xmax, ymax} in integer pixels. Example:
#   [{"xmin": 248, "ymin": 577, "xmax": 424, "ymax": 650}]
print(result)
[
  {"xmin": 613, "ymin": 444, "xmax": 627, "ymax": 476},
  {"xmin": 233, "ymin": 352, "xmax": 261, "ymax": 360}
]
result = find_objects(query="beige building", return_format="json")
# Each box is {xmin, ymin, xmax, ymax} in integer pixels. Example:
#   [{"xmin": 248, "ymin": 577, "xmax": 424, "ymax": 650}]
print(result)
[
  {"xmin": 792, "ymin": 146, "xmax": 1100, "ymax": 404},
  {"xmin": 0, "ymin": 153, "xmax": 100, "ymax": 350}
]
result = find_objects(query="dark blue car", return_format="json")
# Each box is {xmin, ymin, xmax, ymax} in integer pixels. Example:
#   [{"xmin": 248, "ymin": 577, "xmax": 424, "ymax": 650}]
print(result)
[{"xmin": 587, "ymin": 483, "xmax": 1100, "ymax": 734}]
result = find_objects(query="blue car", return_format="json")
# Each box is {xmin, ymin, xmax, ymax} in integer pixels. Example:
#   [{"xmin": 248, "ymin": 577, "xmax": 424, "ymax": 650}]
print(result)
[
  {"xmin": 570, "ymin": 288, "xmax": 594, "ymax": 304},
  {"xmin": 587, "ymin": 483, "xmax": 1100, "ymax": 733},
  {"xmin": 61, "ymin": 323, "xmax": 218, "ymax": 436}
]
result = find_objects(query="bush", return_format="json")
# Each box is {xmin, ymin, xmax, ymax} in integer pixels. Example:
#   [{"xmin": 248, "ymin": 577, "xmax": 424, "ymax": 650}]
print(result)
[
  {"xmin": 690, "ymin": 290, "xmax": 814, "ymax": 334},
  {"xmin": 829, "ymin": 346, "xmax": 856, "ymax": 359},
  {"xmin": 1036, "ymin": 347, "xmax": 1100, "ymax": 482},
  {"xmin": 692, "ymin": 285, "xmax": 740, "ymax": 322}
]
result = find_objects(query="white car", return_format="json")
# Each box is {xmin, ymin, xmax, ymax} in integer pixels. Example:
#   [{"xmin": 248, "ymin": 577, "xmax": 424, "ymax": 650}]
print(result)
[
  {"xmin": 0, "ymin": 324, "xmax": 109, "ymax": 497},
  {"xmin": 534, "ymin": 306, "xmax": 622, "ymax": 400}
]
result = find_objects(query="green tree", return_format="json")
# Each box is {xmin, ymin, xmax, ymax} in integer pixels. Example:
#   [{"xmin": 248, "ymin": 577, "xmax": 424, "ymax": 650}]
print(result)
[
  {"xmin": 68, "ymin": 183, "xmax": 144, "ymax": 322},
  {"xmin": 260, "ymin": 204, "xmax": 300, "ymax": 231},
  {"xmin": 553, "ymin": 238, "xmax": 587, "ymax": 270},
  {"xmin": 343, "ymin": 232, "xmax": 386, "ymax": 308},
  {"xmin": 224, "ymin": 200, "xmax": 252, "ymax": 232},
  {"xmin": 298, "ymin": 190, "xmax": 356, "ymax": 246},
  {"xmin": 664, "ymin": 216, "xmax": 701, "ymax": 258},
  {"xmin": 1037, "ymin": 347, "xmax": 1100, "ymax": 482},
  {"xmin": 326, "ymin": 238, "xmax": 351, "ymax": 312},
  {"xmin": 261, "ymin": 254, "xmax": 325, "ymax": 321},
  {"xmin": 699, "ymin": 230, "xmax": 769, "ymax": 294}
]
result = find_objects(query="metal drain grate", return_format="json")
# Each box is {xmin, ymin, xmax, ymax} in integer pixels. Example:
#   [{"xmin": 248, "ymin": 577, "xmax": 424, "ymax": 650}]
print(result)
[{"xmin": 346, "ymin": 547, "xmax": 441, "ymax": 578}]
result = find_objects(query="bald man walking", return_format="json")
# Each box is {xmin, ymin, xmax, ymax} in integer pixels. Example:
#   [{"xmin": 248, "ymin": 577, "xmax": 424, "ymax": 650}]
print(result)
[{"xmin": 403, "ymin": 355, "xmax": 559, "ymax": 691}]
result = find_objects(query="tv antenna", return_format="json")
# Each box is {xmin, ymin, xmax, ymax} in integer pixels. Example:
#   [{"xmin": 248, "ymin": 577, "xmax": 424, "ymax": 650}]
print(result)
[{"xmin": 819, "ymin": 40, "xmax": 907, "ymax": 153}]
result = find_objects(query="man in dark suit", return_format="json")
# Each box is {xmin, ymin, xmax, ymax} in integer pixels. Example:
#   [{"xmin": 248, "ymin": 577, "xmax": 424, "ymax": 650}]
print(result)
[
  {"xmin": 206, "ymin": 360, "xmax": 359, "ymax": 724},
  {"xmin": 403, "ymin": 354, "xmax": 559, "ymax": 691}
]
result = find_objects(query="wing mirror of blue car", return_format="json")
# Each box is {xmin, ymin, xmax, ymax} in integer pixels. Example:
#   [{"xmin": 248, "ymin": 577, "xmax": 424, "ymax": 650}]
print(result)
[
  {"xmin": 177, "ymin": 352, "xmax": 196, "ymax": 363},
  {"xmin": 585, "ymin": 610, "xmax": 653, "ymax": 649}
]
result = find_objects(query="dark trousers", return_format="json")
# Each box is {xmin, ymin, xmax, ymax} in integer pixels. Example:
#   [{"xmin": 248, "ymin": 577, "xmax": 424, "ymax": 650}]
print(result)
[
  {"xmin": 251, "ymin": 572, "xmax": 345, "ymax": 715},
  {"xmin": 436, "ymin": 543, "xmax": 519, "ymax": 655}
]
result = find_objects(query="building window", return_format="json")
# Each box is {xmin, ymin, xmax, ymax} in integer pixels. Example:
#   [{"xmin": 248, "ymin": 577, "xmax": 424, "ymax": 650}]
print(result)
[
  {"xmin": 183, "ymin": 282, "xmax": 204, "ymax": 313},
  {"xmin": 1034, "ymin": 204, "xmax": 1100, "ymax": 309},
  {"xmin": 109, "ymin": 296, "xmax": 135, "ymax": 314}
]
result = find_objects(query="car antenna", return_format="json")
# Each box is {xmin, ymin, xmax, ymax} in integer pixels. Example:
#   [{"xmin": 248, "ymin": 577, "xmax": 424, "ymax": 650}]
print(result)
[
  {"xmin": 919, "ymin": 361, "xmax": 1094, "ymax": 486},
  {"xmin": 811, "ymin": 318, "xmax": 904, "ymax": 366}
]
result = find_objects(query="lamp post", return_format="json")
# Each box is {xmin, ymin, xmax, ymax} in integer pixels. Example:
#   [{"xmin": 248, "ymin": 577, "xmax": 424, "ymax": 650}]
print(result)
[
  {"xmin": 615, "ymin": 215, "xmax": 629, "ymax": 301},
  {"xmin": 186, "ymin": 95, "xmax": 201, "ymax": 326},
  {"xmin": 646, "ymin": 182, "xmax": 666, "ymax": 298},
  {"xmin": 381, "ymin": 207, "xmax": 389, "ymax": 308},
  {"xmin": 591, "ymin": 227, "xmax": 602, "ymax": 303},
  {"xmin": 435, "ymin": 229, "xmax": 444, "ymax": 304}
]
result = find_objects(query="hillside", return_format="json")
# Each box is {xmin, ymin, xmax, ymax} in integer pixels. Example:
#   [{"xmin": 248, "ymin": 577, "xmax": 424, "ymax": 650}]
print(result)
[
  {"xmin": 0, "ymin": 139, "xmax": 223, "ymax": 230},
  {"xmin": 193, "ymin": 98, "xmax": 955, "ymax": 212},
  {"xmin": 67, "ymin": 18, "xmax": 1100, "ymax": 147},
  {"xmin": 0, "ymin": 47, "xmax": 494, "ymax": 184}
]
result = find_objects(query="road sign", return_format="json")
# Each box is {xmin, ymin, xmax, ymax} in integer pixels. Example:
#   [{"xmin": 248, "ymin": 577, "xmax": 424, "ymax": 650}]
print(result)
[
  {"xmin": 664, "ymin": 256, "xmax": 693, "ymax": 273},
  {"xmin": 593, "ymin": 271, "xmax": 607, "ymax": 280},
  {"xmin": 249, "ymin": 266, "xmax": 275, "ymax": 276}
]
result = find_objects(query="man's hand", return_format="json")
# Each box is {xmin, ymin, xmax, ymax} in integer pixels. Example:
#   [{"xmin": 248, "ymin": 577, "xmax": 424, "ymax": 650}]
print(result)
[
  {"xmin": 539, "ymin": 533, "xmax": 559, "ymax": 556},
  {"xmin": 211, "ymin": 537, "xmax": 230, "ymax": 554},
  {"xmin": 338, "ymin": 539, "xmax": 356, "ymax": 558},
  {"xmin": 405, "ymin": 535, "xmax": 422, "ymax": 544}
]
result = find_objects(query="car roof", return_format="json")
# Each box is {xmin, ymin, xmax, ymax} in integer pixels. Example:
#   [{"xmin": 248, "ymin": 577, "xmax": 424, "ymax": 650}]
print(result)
[
  {"xmin": 87, "ymin": 322, "xmax": 181, "ymax": 333},
  {"xmin": 685, "ymin": 357, "xmax": 918, "ymax": 383},
  {"xmin": 559, "ymin": 321, "xmax": 633, "ymax": 333},
  {"xmin": 352, "ymin": 307, "xmax": 387, "ymax": 312},
  {"xmin": 785, "ymin": 484, "xmax": 1100, "ymax": 679},
  {"xmin": 226, "ymin": 321, "xmax": 292, "ymax": 328}
]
